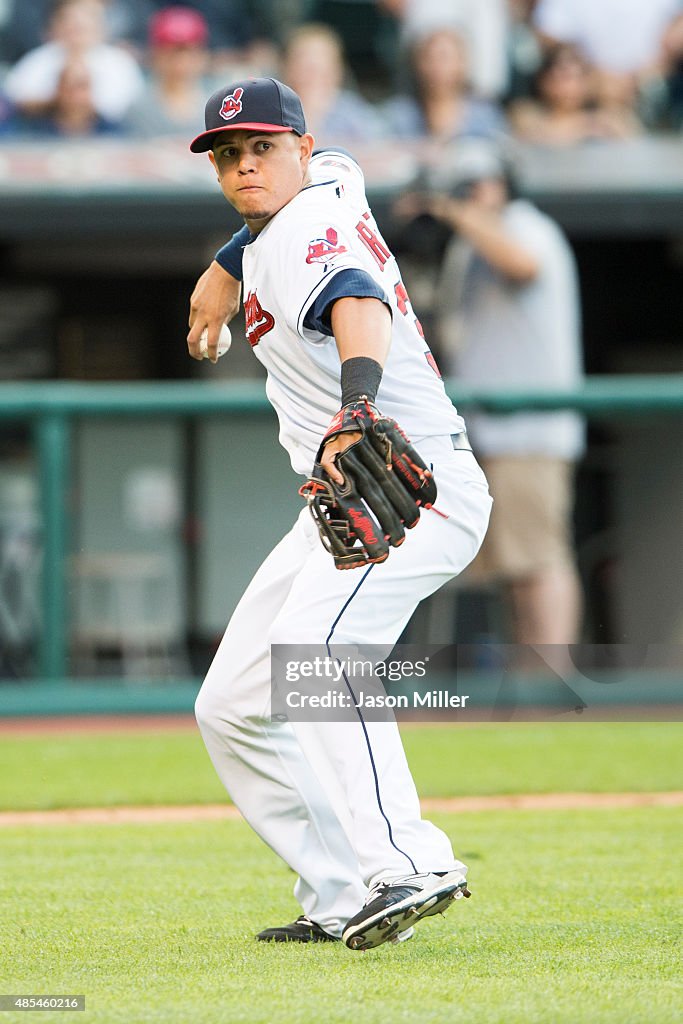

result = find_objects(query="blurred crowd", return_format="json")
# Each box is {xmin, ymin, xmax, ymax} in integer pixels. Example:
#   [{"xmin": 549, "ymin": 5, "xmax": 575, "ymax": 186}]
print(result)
[{"xmin": 2, "ymin": 0, "xmax": 683, "ymax": 144}]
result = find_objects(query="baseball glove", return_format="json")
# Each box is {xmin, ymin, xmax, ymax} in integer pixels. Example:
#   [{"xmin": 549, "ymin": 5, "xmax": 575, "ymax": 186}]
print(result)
[{"xmin": 299, "ymin": 400, "xmax": 437, "ymax": 570}]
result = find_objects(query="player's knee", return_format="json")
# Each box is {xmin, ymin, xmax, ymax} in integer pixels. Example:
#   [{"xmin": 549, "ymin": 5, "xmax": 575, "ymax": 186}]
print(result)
[
  {"xmin": 194, "ymin": 685, "xmax": 211, "ymax": 727},
  {"xmin": 195, "ymin": 675, "xmax": 262, "ymax": 741},
  {"xmin": 195, "ymin": 688, "xmax": 245, "ymax": 752},
  {"xmin": 194, "ymin": 684, "xmax": 224, "ymax": 735}
]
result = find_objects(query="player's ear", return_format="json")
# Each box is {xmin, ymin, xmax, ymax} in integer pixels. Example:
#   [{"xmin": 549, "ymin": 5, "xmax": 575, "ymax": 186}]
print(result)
[
  {"xmin": 298, "ymin": 132, "xmax": 315, "ymax": 165},
  {"xmin": 208, "ymin": 151, "xmax": 218, "ymax": 174}
]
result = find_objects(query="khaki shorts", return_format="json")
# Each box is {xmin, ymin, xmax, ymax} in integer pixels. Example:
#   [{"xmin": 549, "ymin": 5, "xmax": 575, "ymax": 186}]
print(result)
[{"xmin": 468, "ymin": 456, "xmax": 576, "ymax": 580}]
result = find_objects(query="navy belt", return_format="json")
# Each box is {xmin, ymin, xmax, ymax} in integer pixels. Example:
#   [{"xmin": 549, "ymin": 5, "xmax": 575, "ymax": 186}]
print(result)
[{"xmin": 451, "ymin": 431, "xmax": 472, "ymax": 451}]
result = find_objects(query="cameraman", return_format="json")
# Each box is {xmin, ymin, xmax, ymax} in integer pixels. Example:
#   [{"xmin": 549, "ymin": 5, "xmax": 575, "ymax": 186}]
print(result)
[{"xmin": 404, "ymin": 140, "xmax": 585, "ymax": 645}]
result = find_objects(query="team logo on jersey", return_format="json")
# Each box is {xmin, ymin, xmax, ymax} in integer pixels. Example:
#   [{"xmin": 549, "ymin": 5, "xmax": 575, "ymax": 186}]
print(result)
[
  {"xmin": 306, "ymin": 228, "xmax": 347, "ymax": 265},
  {"xmin": 244, "ymin": 290, "xmax": 275, "ymax": 347},
  {"xmin": 219, "ymin": 87, "xmax": 244, "ymax": 121}
]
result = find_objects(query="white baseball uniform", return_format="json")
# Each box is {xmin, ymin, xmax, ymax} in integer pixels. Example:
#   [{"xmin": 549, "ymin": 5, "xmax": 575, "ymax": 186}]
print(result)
[{"xmin": 194, "ymin": 152, "xmax": 492, "ymax": 936}]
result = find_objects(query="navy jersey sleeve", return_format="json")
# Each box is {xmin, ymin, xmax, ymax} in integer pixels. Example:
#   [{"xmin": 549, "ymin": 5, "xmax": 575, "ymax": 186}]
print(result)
[
  {"xmin": 303, "ymin": 268, "xmax": 390, "ymax": 336},
  {"xmin": 215, "ymin": 224, "xmax": 251, "ymax": 281}
]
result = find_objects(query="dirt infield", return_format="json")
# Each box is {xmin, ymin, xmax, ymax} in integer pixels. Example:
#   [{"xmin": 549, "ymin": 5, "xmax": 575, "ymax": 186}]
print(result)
[
  {"xmin": 1, "ymin": 791, "xmax": 681, "ymax": 827},
  {"xmin": 2, "ymin": 716, "xmax": 680, "ymax": 826}
]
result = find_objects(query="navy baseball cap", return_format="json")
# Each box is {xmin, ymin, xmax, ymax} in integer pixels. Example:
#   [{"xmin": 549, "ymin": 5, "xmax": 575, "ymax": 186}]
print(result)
[{"xmin": 190, "ymin": 77, "xmax": 307, "ymax": 153}]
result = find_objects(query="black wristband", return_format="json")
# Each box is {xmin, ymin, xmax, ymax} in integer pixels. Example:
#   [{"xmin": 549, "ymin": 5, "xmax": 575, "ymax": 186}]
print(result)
[{"xmin": 340, "ymin": 356, "xmax": 383, "ymax": 406}]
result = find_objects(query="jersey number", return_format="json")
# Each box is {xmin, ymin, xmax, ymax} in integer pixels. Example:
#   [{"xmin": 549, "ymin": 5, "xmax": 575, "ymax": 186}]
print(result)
[
  {"xmin": 355, "ymin": 212, "xmax": 392, "ymax": 270},
  {"xmin": 393, "ymin": 279, "xmax": 441, "ymax": 378},
  {"xmin": 394, "ymin": 279, "xmax": 425, "ymax": 339}
]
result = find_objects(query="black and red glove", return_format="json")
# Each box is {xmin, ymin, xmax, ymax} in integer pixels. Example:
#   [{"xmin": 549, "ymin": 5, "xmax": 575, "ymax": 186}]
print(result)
[{"xmin": 299, "ymin": 400, "xmax": 437, "ymax": 570}]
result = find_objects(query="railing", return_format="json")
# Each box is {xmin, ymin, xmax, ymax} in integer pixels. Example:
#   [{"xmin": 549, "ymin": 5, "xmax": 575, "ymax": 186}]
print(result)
[{"xmin": 0, "ymin": 375, "xmax": 681, "ymax": 686}]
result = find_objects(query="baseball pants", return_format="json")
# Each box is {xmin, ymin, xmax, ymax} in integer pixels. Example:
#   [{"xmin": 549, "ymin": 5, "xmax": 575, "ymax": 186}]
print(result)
[{"xmin": 195, "ymin": 437, "xmax": 492, "ymax": 937}]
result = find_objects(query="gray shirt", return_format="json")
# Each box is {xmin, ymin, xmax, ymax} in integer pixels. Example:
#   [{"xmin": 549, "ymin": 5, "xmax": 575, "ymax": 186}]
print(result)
[{"xmin": 439, "ymin": 199, "xmax": 585, "ymax": 459}]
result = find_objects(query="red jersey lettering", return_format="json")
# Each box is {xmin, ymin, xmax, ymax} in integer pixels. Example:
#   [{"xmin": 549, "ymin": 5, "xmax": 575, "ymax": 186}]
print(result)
[
  {"xmin": 244, "ymin": 290, "xmax": 275, "ymax": 347},
  {"xmin": 394, "ymin": 278, "xmax": 425, "ymax": 340},
  {"xmin": 394, "ymin": 281, "xmax": 410, "ymax": 316},
  {"xmin": 355, "ymin": 213, "xmax": 392, "ymax": 270}
]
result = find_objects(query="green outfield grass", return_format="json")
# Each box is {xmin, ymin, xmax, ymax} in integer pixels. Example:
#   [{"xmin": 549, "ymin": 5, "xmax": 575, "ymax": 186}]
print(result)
[
  {"xmin": 1, "ymin": 723, "xmax": 680, "ymax": 1022},
  {"xmin": 0, "ymin": 808, "xmax": 680, "ymax": 1024},
  {"xmin": 0, "ymin": 722, "xmax": 681, "ymax": 812}
]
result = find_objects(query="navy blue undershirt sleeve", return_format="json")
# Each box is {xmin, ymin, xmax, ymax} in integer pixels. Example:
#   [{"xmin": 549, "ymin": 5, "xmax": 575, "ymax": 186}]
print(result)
[
  {"xmin": 303, "ymin": 268, "xmax": 391, "ymax": 336},
  {"xmin": 215, "ymin": 224, "xmax": 251, "ymax": 280}
]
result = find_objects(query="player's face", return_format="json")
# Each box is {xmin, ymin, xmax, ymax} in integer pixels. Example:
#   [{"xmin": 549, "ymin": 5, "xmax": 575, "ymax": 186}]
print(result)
[{"xmin": 209, "ymin": 131, "xmax": 314, "ymax": 232}]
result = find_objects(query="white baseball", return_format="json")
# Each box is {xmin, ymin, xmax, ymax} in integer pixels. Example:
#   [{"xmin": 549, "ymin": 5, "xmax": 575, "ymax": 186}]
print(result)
[{"xmin": 199, "ymin": 323, "xmax": 232, "ymax": 359}]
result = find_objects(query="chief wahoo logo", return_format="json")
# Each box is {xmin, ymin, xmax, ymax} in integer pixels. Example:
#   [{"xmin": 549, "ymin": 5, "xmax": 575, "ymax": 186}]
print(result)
[{"xmin": 220, "ymin": 87, "xmax": 244, "ymax": 121}]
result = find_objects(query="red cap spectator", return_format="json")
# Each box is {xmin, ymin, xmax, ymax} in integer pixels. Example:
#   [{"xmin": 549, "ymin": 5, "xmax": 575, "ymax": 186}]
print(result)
[{"xmin": 149, "ymin": 6, "xmax": 208, "ymax": 49}]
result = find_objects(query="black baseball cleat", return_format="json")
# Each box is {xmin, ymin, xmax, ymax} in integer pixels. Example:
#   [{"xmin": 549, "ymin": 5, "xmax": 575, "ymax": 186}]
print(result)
[
  {"xmin": 256, "ymin": 915, "xmax": 339, "ymax": 943},
  {"xmin": 342, "ymin": 870, "xmax": 471, "ymax": 951}
]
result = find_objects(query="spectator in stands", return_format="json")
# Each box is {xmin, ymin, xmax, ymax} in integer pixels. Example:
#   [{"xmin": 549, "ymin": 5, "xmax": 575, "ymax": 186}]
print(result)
[
  {"xmin": 117, "ymin": 1, "xmax": 276, "ymax": 77},
  {"xmin": 510, "ymin": 44, "xmax": 642, "ymax": 145},
  {"xmin": 383, "ymin": 26, "xmax": 506, "ymax": 141},
  {"xmin": 8, "ymin": 55, "xmax": 121, "ymax": 136},
  {"xmin": 532, "ymin": 0, "xmax": 683, "ymax": 124},
  {"xmin": 3, "ymin": 0, "xmax": 144, "ymax": 124},
  {"xmin": 281, "ymin": 23, "xmax": 385, "ymax": 144},
  {"xmin": 0, "ymin": 1, "xmax": 158, "ymax": 64},
  {"xmin": 124, "ymin": 6, "xmax": 211, "ymax": 137},
  {"xmin": 174, "ymin": 0, "xmax": 255, "ymax": 52},
  {"xmin": 398, "ymin": 140, "xmax": 585, "ymax": 645},
  {"xmin": 391, "ymin": 0, "xmax": 509, "ymax": 100},
  {"xmin": 168, "ymin": 0, "xmax": 275, "ymax": 77},
  {"xmin": 533, "ymin": 0, "xmax": 683, "ymax": 75}
]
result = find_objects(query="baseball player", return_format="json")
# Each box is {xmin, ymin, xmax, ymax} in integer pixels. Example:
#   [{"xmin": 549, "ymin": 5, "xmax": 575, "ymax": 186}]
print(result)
[{"xmin": 188, "ymin": 78, "xmax": 492, "ymax": 950}]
